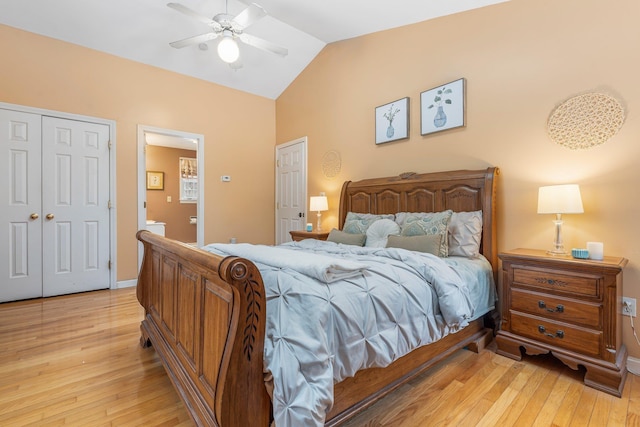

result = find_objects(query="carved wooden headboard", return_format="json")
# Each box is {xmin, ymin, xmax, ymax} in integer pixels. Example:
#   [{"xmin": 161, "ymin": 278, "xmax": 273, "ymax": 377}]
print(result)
[{"xmin": 338, "ymin": 167, "xmax": 499, "ymax": 279}]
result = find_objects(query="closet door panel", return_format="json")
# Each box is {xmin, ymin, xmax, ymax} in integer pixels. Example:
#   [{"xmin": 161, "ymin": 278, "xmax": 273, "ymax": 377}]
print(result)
[
  {"xmin": 42, "ymin": 116, "xmax": 111, "ymax": 297},
  {"xmin": 0, "ymin": 109, "xmax": 43, "ymax": 302}
]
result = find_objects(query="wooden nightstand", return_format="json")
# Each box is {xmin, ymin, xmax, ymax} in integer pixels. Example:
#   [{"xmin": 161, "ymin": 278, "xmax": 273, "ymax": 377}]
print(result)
[
  {"xmin": 496, "ymin": 248, "xmax": 628, "ymax": 397},
  {"xmin": 289, "ymin": 230, "xmax": 330, "ymax": 242}
]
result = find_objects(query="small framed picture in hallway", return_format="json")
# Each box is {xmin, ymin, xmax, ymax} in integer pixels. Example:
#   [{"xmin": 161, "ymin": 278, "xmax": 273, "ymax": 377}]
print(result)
[{"xmin": 146, "ymin": 171, "xmax": 164, "ymax": 190}]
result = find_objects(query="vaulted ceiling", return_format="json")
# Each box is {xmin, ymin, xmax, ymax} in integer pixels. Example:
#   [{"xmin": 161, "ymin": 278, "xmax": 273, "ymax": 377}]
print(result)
[{"xmin": 0, "ymin": 0, "xmax": 508, "ymax": 99}]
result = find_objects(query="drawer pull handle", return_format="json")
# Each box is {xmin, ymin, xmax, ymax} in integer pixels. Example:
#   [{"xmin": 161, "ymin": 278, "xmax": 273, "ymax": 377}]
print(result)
[
  {"xmin": 537, "ymin": 325, "xmax": 564, "ymax": 339},
  {"xmin": 538, "ymin": 300, "xmax": 564, "ymax": 313}
]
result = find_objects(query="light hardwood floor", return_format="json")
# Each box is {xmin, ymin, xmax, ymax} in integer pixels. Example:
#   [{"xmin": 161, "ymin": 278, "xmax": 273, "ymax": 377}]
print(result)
[{"xmin": 0, "ymin": 287, "xmax": 638, "ymax": 426}]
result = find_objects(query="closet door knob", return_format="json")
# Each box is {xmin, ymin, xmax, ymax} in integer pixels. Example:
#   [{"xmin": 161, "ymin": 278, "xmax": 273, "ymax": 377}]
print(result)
[
  {"xmin": 30, "ymin": 213, "xmax": 39, "ymax": 220},
  {"xmin": 46, "ymin": 214, "xmax": 54, "ymax": 220}
]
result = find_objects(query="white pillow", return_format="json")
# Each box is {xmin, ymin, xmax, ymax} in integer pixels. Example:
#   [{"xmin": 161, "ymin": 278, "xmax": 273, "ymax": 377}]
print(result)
[
  {"xmin": 448, "ymin": 211, "xmax": 483, "ymax": 257},
  {"xmin": 365, "ymin": 219, "xmax": 400, "ymax": 247}
]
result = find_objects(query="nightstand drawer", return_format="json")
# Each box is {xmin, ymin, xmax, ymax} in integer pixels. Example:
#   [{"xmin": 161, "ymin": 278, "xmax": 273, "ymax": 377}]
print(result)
[
  {"xmin": 513, "ymin": 267, "xmax": 599, "ymax": 297},
  {"xmin": 510, "ymin": 288, "xmax": 601, "ymax": 329},
  {"xmin": 510, "ymin": 311, "xmax": 602, "ymax": 357}
]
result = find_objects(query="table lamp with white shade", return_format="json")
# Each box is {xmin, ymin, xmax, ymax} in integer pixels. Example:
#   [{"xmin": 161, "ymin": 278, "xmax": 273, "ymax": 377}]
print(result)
[
  {"xmin": 309, "ymin": 196, "xmax": 328, "ymax": 232},
  {"xmin": 537, "ymin": 184, "xmax": 584, "ymax": 255}
]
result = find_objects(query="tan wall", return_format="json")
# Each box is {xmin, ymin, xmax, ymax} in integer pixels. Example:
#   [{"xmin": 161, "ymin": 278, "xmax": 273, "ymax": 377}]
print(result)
[
  {"xmin": 0, "ymin": 24, "xmax": 276, "ymax": 283},
  {"xmin": 276, "ymin": 0, "xmax": 640, "ymax": 358},
  {"xmin": 146, "ymin": 146, "xmax": 197, "ymax": 243}
]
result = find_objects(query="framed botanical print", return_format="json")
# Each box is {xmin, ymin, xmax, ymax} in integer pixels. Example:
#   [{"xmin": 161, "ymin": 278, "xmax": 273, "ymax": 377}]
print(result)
[
  {"xmin": 375, "ymin": 97, "xmax": 410, "ymax": 144},
  {"xmin": 420, "ymin": 78, "xmax": 466, "ymax": 135},
  {"xmin": 146, "ymin": 171, "xmax": 164, "ymax": 190}
]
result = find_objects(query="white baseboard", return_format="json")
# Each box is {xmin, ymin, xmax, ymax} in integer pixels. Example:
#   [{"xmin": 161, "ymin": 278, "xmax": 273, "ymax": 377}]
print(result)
[
  {"xmin": 115, "ymin": 279, "xmax": 137, "ymax": 289},
  {"xmin": 628, "ymin": 356, "xmax": 640, "ymax": 376}
]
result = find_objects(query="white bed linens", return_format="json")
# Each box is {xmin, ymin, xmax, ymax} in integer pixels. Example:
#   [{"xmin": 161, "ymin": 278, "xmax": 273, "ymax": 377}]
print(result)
[{"xmin": 202, "ymin": 239, "xmax": 496, "ymax": 427}]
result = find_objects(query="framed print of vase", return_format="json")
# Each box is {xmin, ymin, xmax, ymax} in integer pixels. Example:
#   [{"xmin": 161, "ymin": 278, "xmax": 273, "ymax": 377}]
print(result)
[
  {"xmin": 375, "ymin": 97, "xmax": 409, "ymax": 144},
  {"xmin": 420, "ymin": 78, "xmax": 466, "ymax": 136}
]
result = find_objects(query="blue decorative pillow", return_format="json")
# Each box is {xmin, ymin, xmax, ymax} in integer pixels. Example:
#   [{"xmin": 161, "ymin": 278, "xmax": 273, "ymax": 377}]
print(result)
[
  {"xmin": 343, "ymin": 212, "xmax": 394, "ymax": 234},
  {"xmin": 399, "ymin": 210, "xmax": 453, "ymax": 257}
]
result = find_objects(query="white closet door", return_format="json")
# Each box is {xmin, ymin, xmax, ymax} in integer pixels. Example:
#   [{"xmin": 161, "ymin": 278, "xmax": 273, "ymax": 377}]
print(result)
[
  {"xmin": 41, "ymin": 117, "xmax": 110, "ymax": 297},
  {"xmin": 0, "ymin": 109, "xmax": 43, "ymax": 302}
]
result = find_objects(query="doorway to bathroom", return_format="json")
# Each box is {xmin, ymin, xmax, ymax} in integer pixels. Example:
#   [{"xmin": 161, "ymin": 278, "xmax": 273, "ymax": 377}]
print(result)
[{"xmin": 137, "ymin": 125, "xmax": 204, "ymax": 269}]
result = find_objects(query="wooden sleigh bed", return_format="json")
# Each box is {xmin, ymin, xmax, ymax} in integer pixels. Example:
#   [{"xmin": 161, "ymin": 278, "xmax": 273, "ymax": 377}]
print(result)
[{"xmin": 136, "ymin": 167, "xmax": 499, "ymax": 426}]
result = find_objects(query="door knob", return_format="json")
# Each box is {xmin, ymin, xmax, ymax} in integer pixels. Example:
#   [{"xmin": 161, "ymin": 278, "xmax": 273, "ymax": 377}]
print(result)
[
  {"xmin": 46, "ymin": 214, "xmax": 54, "ymax": 220},
  {"xmin": 30, "ymin": 213, "xmax": 39, "ymax": 219}
]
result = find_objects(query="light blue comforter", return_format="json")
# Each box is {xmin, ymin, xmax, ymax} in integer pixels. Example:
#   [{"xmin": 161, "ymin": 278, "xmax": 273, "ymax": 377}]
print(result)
[{"xmin": 202, "ymin": 239, "xmax": 494, "ymax": 426}]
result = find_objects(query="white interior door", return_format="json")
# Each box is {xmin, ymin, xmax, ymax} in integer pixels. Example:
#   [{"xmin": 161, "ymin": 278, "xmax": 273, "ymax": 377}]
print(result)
[
  {"xmin": 41, "ymin": 116, "xmax": 111, "ymax": 297},
  {"xmin": 275, "ymin": 137, "xmax": 307, "ymax": 244},
  {"xmin": 0, "ymin": 109, "xmax": 43, "ymax": 302}
]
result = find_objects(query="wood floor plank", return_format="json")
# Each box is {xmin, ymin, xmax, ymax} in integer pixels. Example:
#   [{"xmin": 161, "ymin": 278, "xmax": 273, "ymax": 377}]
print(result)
[
  {"xmin": 457, "ymin": 355, "xmax": 522, "ymax": 426},
  {"xmin": 550, "ymin": 378, "xmax": 584, "ymax": 426},
  {"xmin": 531, "ymin": 369, "xmax": 573, "ymax": 426},
  {"xmin": 492, "ymin": 359, "xmax": 552, "ymax": 425},
  {"xmin": 607, "ymin": 371, "xmax": 630, "ymax": 427},
  {"xmin": 588, "ymin": 392, "xmax": 614, "ymax": 427},
  {"xmin": 0, "ymin": 288, "xmax": 637, "ymax": 426},
  {"xmin": 626, "ymin": 373, "xmax": 640, "ymax": 427},
  {"xmin": 429, "ymin": 352, "xmax": 514, "ymax": 425},
  {"xmin": 568, "ymin": 386, "xmax": 598, "ymax": 427}
]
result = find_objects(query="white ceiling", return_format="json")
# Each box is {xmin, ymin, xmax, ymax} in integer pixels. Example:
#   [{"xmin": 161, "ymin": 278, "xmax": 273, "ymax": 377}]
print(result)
[
  {"xmin": 0, "ymin": 0, "xmax": 508, "ymax": 99},
  {"xmin": 145, "ymin": 132, "xmax": 198, "ymax": 151}
]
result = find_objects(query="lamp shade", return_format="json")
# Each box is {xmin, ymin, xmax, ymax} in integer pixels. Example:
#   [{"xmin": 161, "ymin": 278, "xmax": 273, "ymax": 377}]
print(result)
[
  {"xmin": 309, "ymin": 196, "xmax": 328, "ymax": 212},
  {"xmin": 537, "ymin": 184, "xmax": 584, "ymax": 214}
]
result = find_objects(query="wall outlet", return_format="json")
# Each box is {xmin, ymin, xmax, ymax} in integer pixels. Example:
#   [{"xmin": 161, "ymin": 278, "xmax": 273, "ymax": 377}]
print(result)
[{"xmin": 622, "ymin": 297, "xmax": 636, "ymax": 317}]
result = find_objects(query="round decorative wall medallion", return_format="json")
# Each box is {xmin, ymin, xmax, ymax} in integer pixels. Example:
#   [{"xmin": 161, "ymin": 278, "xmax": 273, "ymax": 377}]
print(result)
[
  {"xmin": 547, "ymin": 92, "xmax": 625, "ymax": 150},
  {"xmin": 321, "ymin": 150, "xmax": 341, "ymax": 178}
]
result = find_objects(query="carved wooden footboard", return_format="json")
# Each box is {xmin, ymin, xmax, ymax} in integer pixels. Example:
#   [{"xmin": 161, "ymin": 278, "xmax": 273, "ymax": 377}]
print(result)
[{"xmin": 136, "ymin": 230, "xmax": 271, "ymax": 426}]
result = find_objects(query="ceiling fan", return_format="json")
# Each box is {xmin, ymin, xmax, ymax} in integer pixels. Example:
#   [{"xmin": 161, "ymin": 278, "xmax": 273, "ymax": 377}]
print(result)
[{"xmin": 167, "ymin": 1, "xmax": 288, "ymax": 65}]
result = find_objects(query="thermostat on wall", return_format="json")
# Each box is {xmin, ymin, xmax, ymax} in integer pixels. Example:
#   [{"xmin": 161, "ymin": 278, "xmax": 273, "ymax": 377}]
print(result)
[{"xmin": 220, "ymin": 175, "xmax": 231, "ymax": 182}]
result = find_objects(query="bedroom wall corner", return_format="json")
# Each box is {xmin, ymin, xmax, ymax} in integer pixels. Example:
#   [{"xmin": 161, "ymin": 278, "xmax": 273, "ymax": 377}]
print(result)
[
  {"xmin": 275, "ymin": 0, "xmax": 640, "ymax": 360},
  {"xmin": 0, "ymin": 23, "xmax": 277, "ymax": 283}
]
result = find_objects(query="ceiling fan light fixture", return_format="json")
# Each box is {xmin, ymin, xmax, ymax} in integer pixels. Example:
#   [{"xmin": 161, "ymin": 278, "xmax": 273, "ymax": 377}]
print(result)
[{"xmin": 217, "ymin": 30, "xmax": 239, "ymax": 63}]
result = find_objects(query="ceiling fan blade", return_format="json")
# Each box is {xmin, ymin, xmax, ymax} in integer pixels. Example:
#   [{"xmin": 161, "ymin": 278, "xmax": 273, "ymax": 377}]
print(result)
[
  {"xmin": 238, "ymin": 33, "xmax": 288, "ymax": 57},
  {"xmin": 167, "ymin": 2, "xmax": 223, "ymax": 31},
  {"xmin": 170, "ymin": 32, "xmax": 219, "ymax": 49},
  {"xmin": 232, "ymin": 3, "xmax": 267, "ymax": 29}
]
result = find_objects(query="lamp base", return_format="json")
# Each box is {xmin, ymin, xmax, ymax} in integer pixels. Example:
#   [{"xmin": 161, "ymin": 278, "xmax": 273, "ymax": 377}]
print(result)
[
  {"xmin": 546, "ymin": 249, "xmax": 568, "ymax": 256},
  {"xmin": 547, "ymin": 215, "xmax": 567, "ymax": 256}
]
